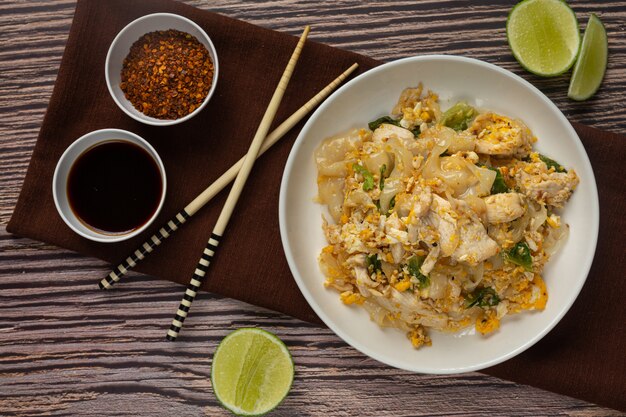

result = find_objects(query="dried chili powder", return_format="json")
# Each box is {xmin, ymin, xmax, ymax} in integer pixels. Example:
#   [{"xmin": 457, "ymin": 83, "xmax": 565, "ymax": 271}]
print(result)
[{"xmin": 120, "ymin": 29, "xmax": 214, "ymax": 120}]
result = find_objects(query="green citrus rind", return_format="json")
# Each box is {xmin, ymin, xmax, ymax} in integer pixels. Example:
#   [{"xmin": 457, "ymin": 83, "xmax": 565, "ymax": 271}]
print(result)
[
  {"xmin": 210, "ymin": 328, "xmax": 294, "ymax": 416},
  {"xmin": 507, "ymin": 0, "xmax": 581, "ymax": 77},
  {"xmin": 568, "ymin": 14, "xmax": 608, "ymax": 101}
]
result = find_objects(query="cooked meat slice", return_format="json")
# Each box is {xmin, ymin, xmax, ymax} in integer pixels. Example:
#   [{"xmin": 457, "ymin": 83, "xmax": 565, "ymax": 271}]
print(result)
[
  {"xmin": 420, "ymin": 245, "xmax": 440, "ymax": 275},
  {"xmin": 515, "ymin": 162, "xmax": 579, "ymax": 208},
  {"xmin": 469, "ymin": 113, "xmax": 532, "ymax": 158},
  {"xmin": 483, "ymin": 192, "xmax": 526, "ymax": 224},
  {"xmin": 391, "ymin": 243, "xmax": 405, "ymax": 265},
  {"xmin": 451, "ymin": 218, "xmax": 499, "ymax": 266},
  {"xmin": 411, "ymin": 186, "xmax": 433, "ymax": 219},
  {"xmin": 355, "ymin": 266, "xmax": 377, "ymax": 287},
  {"xmin": 391, "ymin": 84, "xmax": 424, "ymax": 116},
  {"xmin": 425, "ymin": 195, "xmax": 458, "ymax": 257},
  {"xmin": 399, "ymin": 185, "xmax": 432, "ymax": 222},
  {"xmin": 346, "ymin": 253, "xmax": 367, "ymax": 268}
]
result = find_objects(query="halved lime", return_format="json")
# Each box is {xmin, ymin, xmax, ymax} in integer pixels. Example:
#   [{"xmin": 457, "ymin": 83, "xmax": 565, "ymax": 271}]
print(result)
[
  {"xmin": 211, "ymin": 328, "xmax": 294, "ymax": 416},
  {"xmin": 568, "ymin": 14, "xmax": 608, "ymax": 101},
  {"xmin": 507, "ymin": 0, "xmax": 580, "ymax": 77}
]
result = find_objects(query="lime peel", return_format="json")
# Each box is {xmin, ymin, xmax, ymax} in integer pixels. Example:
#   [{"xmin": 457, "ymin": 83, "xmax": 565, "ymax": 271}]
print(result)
[
  {"xmin": 211, "ymin": 328, "xmax": 294, "ymax": 416},
  {"xmin": 568, "ymin": 14, "xmax": 608, "ymax": 101},
  {"xmin": 507, "ymin": 0, "xmax": 581, "ymax": 77}
]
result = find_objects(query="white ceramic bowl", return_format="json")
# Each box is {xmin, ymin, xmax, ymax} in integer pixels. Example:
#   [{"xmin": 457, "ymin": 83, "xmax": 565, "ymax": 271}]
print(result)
[
  {"xmin": 53, "ymin": 128, "xmax": 167, "ymax": 243},
  {"xmin": 279, "ymin": 55, "xmax": 599, "ymax": 374},
  {"xmin": 105, "ymin": 13, "xmax": 219, "ymax": 126}
]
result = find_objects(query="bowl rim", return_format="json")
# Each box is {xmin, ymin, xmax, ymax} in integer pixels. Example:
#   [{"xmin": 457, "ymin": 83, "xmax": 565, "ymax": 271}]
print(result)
[
  {"xmin": 52, "ymin": 128, "xmax": 168, "ymax": 243},
  {"xmin": 105, "ymin": 12, "xmax": 219, "ymax": 126},
  {"xmin": 278, "ymin": 54, "xmax": 600, "ymax": 374}
]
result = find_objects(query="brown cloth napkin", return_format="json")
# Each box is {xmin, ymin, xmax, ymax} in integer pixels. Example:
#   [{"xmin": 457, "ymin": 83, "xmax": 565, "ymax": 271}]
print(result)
[{"xmin": 7, "ymin": 0, "xmax": 626, "ymax": 411}]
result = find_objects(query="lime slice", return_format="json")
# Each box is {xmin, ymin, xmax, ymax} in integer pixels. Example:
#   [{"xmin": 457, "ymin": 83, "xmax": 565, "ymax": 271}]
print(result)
[
  {"xmin": 211, "ymin": 328, "xmax": 294, "ymax": 416},
  {"xmin": 507, "ymin": 0, "xmax": 580, "ymax": 77},
  {"xmin": 568, "ymin": 14, "xmax": 608, "ymax": 101}
]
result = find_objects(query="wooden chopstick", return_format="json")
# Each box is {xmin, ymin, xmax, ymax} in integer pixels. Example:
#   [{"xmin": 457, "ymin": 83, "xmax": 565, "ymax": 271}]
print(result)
[
  {"xmin": 166, "ymin": 26, "xmax": 310, "ymax": 341},
  {"xmin": 98, "ymin": 62, "xmax": 359, "ymax": 291}
]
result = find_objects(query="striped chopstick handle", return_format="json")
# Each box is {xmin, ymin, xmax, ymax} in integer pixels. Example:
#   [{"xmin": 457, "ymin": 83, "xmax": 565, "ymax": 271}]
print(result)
[
  {"xmin": 166, "ymin": 26, "xmax": 308, "ymax": 341},
  {"xmin": 98, "ymin": 210, "xmax": 191, "ymax": 290},
  {"xmin": 165, "ymin": 233, "xmax": 221, "ymax": 341}
]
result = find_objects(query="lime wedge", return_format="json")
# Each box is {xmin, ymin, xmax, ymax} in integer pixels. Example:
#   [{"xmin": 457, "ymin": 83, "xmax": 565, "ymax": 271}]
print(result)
[
  {"xmin": 211, "ymin": 328, "xmax": 294, "ymax": 416},
  {"xmin": 568, "ymin": 14, "xmax": 608, "ymax": 101},
  {"xmin": 507, "ymin": 0, "xmax": 580, "ymax": 77}
]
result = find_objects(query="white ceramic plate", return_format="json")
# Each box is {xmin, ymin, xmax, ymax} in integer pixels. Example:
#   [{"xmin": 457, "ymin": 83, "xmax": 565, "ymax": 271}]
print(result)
[{"xmin": 279, "ymin": 55, "xmax": 599, "ymax": 374}]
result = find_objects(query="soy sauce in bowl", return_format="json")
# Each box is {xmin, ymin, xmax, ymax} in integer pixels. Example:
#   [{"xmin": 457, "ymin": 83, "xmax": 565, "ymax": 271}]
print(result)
[{"xmin": 67, "ymin": 140, "xmax": 163, "ymax": 234}]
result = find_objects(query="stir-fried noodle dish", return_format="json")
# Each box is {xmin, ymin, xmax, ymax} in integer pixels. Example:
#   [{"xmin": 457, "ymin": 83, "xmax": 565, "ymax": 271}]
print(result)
[{"xmin": 315, "ymin": 84, "xmax": 579, "ymax": 348}]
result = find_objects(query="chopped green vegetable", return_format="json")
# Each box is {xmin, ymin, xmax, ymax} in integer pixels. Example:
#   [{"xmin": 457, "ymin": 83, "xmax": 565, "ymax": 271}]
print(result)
[
  {"xmin": 352, "ymin": 164, "xmax": 375, "ymax": 191},
  {"xmin": 476, "ymin": 163, "xmax": 509, "ymax": 194},
  {"xmin": 539, "ymin": 154, "xmax": 566, "ymax": 173},
  {"xmin": 407, "ymin": 256, "xmax": 429, "ymax": 289},
  {"xmin": 407, "ymin": 256, "xmax": 423, "ymax": 277},
  {"xmin": 441, "ymin": 101, "xmax": 478, "ymax": 131},
  {"xmin": 366, "ymin": 254, "xmax": 382, "ymax": 275},
  {"xmin": 368, "ymin": 116, "xmax": 401, "ymax": 131},
  {"xmin": 489, "ymin": 167, "xmax": 509, "ymax": 194},
  {"xmin": 466, "ymin": 287, "xmax": 500, "ymax": 308},
  {"xmin": 368, "ymin": 115, "xmax": 420, "ymax": 138},
  {"xmin": 503, "ymin": 241, "xmax": 533, "ymax": 271},
  {"xmin": 379, "ymin": 164, "xmax": 387, "ymax": 190}
]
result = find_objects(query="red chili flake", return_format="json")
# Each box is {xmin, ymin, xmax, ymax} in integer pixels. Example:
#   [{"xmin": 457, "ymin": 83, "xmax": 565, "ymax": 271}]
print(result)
[{"xmin": 120, "ymin": 29, "xmax": 214, "ymax": 120}]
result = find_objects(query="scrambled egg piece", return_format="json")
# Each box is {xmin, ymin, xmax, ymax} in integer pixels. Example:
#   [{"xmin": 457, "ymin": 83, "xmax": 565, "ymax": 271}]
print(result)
[
  {"xmin": 408, "ymin": 328, "xmax": 432, "ymax": 348},
  {"xmin": 476, "ymin": 310, "xmax": 500, "ymax": 335},
  {"xmin": 340, "ymin": 291, "xmax": 365, "ymax": 305}
]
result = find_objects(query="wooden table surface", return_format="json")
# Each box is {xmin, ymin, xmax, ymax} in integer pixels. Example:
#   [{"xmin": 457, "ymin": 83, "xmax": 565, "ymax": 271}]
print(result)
[{"xmin": 1, "ymin": 1, "xmax": 624, "ymax": 416}]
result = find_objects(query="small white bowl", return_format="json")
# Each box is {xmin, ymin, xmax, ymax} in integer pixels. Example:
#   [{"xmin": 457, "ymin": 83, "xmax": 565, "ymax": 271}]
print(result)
[
  {"xmin": 105, "ymin": 13, "xmax": 219, "ymax": 126},
  {"xmin": 279, "ymin": 55, "xmax": 599, "ymax": 374},
  {"xmin": 53, "ymin": 129, "xmax": 167, "ymax": 243}
]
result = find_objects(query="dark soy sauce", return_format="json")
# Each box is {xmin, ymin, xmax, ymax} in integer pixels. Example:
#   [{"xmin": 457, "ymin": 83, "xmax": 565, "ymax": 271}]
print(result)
[{"xmin": 67, "ymin": 140, "xmax": 163, "ymax": 234}]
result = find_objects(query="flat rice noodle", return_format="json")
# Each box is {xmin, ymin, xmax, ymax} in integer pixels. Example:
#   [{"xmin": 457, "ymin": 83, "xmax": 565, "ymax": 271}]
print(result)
[
  {"xmin": 544, "ymin": 223, "xmax": 569, "ymax": 256},
  {"xmin": 315, "ymin": 129, "xmax": 362, "ymax": 177},
  {"xmin": 423, "ymin": 147, "xmax": 495, "ymax": 197},
  {"xmin": 421, "ymin": 125, "xmax": 475, "ymax": 153},
  {"xmin": 318, "ymin": 177, "xmax": 345, "ymax": 223},
  {"xmin": 364, "ymin": 151, "xmax": 394, "ymax": 177}
]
